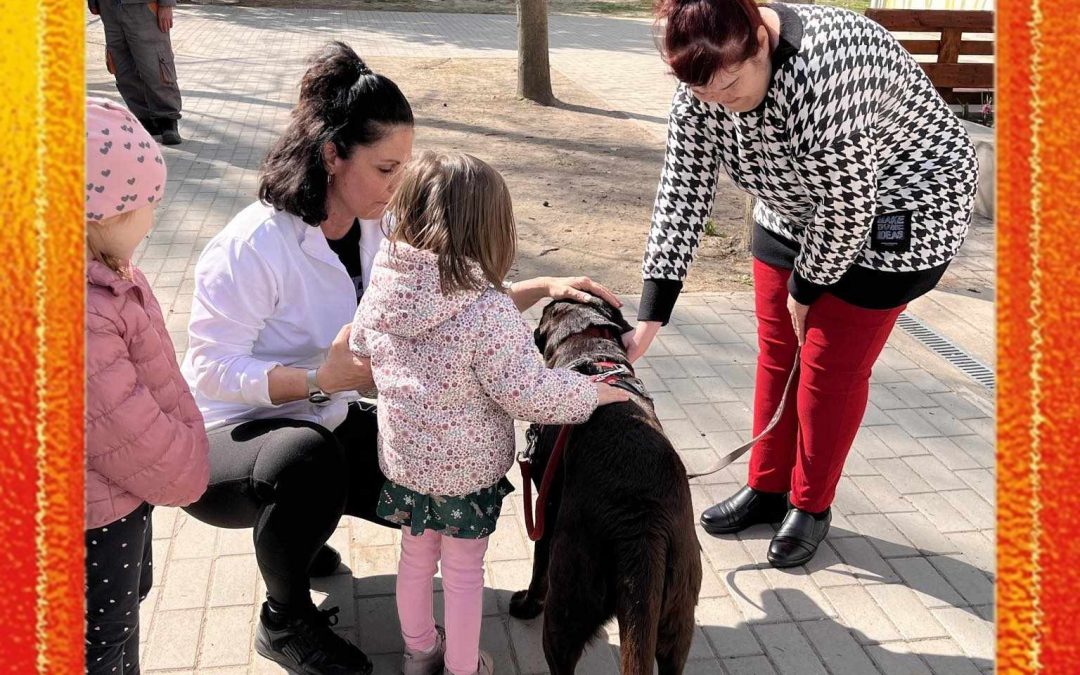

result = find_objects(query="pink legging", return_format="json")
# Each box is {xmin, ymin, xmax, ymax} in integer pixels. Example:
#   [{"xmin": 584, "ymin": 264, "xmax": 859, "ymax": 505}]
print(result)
[{"xmin": 397, "ymin": 528, "xmax": 489, "ymax": 675}]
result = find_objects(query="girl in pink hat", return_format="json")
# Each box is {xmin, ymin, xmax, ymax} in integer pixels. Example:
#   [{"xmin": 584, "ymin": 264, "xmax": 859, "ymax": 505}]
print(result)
[{"xmin": 84, "ymin": 97, "xmax": 210, "ymax": 675}]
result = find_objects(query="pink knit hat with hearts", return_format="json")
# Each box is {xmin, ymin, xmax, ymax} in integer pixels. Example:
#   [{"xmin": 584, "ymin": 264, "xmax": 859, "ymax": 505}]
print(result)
[{"xmin": 86, "ymin": 97, "xmax": 167, "ymax": 222}]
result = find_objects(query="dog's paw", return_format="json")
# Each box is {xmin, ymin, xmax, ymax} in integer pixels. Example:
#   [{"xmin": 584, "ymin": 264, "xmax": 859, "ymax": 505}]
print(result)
[{"xmin": 509, "ymin": 590, "xmax": 545, "ymax": 620}]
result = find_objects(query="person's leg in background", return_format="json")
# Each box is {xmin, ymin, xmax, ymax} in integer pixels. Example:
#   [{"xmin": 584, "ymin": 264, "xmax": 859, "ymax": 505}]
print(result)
[
  {"xmin": 85, "ymin": 503, "xmax": 152, "ymax": 675},
  {"xmin": 700, "ymin": 258, "xmax": 798, "ymax": 534},
  {"xmin": 96, "ymin": 0, "xmax": 156, "ymax": 135},
  {"xmin": 440, "ymin": 536, "xmax": 490, "ymax": 675},
  {"xmin": 119, "ymin": 1, "xmax": 183, "ymax": 144},
  {"xmin": 768, "ymin": 294, "xmax": 904, "ymax": 567}
]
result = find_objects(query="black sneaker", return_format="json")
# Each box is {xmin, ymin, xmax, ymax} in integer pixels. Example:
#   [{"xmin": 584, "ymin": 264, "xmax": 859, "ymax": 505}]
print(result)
[
  {"xmin": 158, "ymin": 118, "xmax": 181, "ymax": 146},
  {"xmin": 255, "ymin": 602, "xmax": 373, "ymax": 675},
  {"xmin": 136, "ymin": 116, "xmax": 160, "ymax": 136}
]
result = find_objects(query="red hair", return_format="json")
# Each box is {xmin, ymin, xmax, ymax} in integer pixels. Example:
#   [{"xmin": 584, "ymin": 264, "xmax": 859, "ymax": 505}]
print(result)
[{"xmin": 654, "ymin": 0, "xmax": 765, "ymax": 86}]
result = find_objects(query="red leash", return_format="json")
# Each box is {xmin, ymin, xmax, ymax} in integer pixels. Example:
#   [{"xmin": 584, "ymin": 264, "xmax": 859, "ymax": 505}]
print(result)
[
  {"xmin": 519, "ymin": 366, "xmax": 644, "ymax": 542},
  {"xmin": 520, "ymin": 424, "xmax": 573, "ymax": 542},
  {"xmin": 519, "ymin": 368, "xmax": 627, "ymax": 542}
]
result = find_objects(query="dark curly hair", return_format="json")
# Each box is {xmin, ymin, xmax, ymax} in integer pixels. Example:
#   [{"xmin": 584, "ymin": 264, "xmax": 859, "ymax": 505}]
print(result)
[{"xmin": 258, "ymin": 41, "xmax": 414, "ymax": 225}]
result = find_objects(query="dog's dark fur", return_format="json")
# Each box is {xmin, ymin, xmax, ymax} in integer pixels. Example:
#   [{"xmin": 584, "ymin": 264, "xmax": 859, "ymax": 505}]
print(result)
[{"xmin": 509, "ymin": 299, "xmax": 702, "ymax": 675}]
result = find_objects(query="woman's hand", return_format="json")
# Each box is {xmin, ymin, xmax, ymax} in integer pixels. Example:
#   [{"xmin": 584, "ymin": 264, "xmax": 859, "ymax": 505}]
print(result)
[
  {"xmin": 787, "ymin": 295, "xmax": 810, "ymax": 346},
  {"xmin": 621, "ymin": 320, "xmax": 661, "ymax": 364},
  {"xmin": 318, "ymin": 324, "xmax": 375, "ymax": 394},
  {"xmin": 595, "ymin": 382, "xmax": 632, "ymax": 406},
  {"xmin": 506, "ymin": 275, "xmax": 622, "ymax": 312}
]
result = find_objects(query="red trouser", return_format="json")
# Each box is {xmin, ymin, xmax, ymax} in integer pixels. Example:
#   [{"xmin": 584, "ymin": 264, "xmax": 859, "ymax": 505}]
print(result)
[{"xmin": 747, "ymin": 259, "xmax": 905, "ymax": 513}]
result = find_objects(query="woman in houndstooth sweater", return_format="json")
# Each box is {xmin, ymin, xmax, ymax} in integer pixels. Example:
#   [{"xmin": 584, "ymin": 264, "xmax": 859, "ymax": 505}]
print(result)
[{"xmin": 622, "ymin": 0, "xmax": 978, "ymax": 568}]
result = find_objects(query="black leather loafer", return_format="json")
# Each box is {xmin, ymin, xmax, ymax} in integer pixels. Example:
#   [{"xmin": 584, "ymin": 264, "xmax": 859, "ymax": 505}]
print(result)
[
  {"xmin": 700, "ymin": 485, "xmax": 790, "ymax": 535},
  {"xmin": 767, "ymin": 508, "xmax": 831, "ymax": 568}
]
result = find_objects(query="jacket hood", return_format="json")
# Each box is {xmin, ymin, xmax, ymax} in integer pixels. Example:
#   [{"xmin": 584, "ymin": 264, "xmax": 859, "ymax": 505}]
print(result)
[{"xmin": 358, "ymin": 240, "xmax": 487, "ymax": 338}]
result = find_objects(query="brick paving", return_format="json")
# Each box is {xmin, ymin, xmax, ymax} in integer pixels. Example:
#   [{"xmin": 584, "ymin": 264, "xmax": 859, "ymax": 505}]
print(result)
[{"xmin": 87, "ymin": 6, "xmax": 996, "ymax": 673}]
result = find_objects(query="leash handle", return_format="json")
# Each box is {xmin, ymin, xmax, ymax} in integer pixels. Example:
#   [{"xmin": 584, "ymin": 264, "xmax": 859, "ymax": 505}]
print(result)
[{"xmin": 687, "ymin": 347, "xmax": 801, "ymax": 480}]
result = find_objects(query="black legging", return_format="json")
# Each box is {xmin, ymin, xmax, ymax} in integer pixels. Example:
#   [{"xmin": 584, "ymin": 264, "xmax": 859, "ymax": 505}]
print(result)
[{"xmin": 183, "ymin": 402, "xmax": 390, "ymax": 610}]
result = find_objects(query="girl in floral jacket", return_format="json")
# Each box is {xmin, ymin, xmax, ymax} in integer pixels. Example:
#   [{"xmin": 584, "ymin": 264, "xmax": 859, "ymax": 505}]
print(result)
[
  {"xmin": 85, "ymin": 98, "xmax": 210, "ymax": 675},
  {"xmin": 350, "ymin": 151, "xmax": 628, "ymax": 675}
]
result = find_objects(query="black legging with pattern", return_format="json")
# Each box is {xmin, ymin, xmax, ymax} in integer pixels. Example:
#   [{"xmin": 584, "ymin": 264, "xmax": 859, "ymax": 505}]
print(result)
[{"xmin": 183, "ymin": 403, "xmax": 390, "ymax": 610}]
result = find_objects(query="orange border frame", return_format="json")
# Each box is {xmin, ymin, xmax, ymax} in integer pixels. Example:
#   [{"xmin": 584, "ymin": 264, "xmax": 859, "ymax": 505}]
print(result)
[
  {"xmin": 2, "ymin": 0, "xmax": 1080, "ymax": 671},
  {"xmin": 997, "ymin": 0, "xmax": 1080, "ymax": 672},
  {"xmin": 0, "ymin": 1, "xmax": 85, "ymax": 673}
]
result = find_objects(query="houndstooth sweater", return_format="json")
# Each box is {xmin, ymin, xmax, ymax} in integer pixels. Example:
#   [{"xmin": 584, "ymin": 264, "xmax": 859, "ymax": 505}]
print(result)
[{"xmin": 639, "ymin": 3, "xmax": 979, "ymax": 323}]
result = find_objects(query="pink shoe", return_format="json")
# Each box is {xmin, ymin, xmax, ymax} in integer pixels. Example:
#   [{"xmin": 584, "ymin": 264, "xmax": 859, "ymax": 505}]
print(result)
[{"xmin": 401, "ymin": 626, "xmax": 445, "ymax": 675}]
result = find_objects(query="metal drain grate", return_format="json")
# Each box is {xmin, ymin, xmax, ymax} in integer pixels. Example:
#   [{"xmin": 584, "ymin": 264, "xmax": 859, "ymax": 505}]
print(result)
[{"xmin": 895, "ymin": 312, "xmax": 996, "ymax": 391}]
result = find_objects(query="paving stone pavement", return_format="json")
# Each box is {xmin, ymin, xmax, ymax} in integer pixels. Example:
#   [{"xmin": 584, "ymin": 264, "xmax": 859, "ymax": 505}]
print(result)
[{"xmin": 87, "ymin": 6, "xmax": 996, "ymax": 674}]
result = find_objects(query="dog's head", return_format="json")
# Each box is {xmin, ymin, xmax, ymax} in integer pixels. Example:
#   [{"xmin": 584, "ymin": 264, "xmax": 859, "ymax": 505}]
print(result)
[{"xmin": 533, "ymin": 297, "xmax": 633, "ymax": 369}]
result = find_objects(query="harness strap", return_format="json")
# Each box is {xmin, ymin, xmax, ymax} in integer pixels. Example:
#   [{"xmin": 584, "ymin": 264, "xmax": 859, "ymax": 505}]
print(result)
[{"xmin": 519, "ymin": 360, "xmax": 650, "ymax": 542}]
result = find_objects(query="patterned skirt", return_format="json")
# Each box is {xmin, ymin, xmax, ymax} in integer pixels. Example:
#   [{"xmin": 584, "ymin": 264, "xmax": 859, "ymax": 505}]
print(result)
[{"xmin": 375, "ymin": 476, "xmax": 516, "ymax": 539}]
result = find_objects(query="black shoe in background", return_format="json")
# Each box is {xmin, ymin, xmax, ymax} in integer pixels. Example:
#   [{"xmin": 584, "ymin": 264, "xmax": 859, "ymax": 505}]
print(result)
[
  {"xmin": 158, "ymin": 118, "xmax": 181, "ymax": 146},
  {"xmin": 700, "ymin": 484, "xmax": 790, "ymax": 535},
  {"xmin": 255, "ymin": 601, "xmax": 373, "ymax": 675},
  {"xmin": 136, "ymin": 117, "xmax": 160, "ymax": 137}
]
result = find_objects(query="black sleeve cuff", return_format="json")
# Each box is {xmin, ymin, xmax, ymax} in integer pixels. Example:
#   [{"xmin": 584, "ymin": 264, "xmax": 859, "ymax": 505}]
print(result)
[
  {"xmin": 787, "ymin": 269, "xmax": 830, "ymax": 305},
  {"xmin": 638, "ymin": 278, "xmax": 683, "ymax": 325}
]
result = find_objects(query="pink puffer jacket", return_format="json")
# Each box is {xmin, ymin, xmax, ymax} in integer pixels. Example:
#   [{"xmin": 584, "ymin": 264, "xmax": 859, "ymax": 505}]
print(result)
[{"xmin": 86, "ymin": 260, "xmax": 210, "ymax": 529}]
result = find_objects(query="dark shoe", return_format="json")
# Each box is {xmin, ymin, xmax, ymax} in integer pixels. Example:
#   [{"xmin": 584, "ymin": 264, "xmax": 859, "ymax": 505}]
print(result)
[
  {"xmin": 767, "ymin": 508, "xmax": 831, "ymax": 569},
  {"xmin": 255, "ymin": 602, "xmax": 373, "ymax": 675},
  {"xmin": 136, "ymin": 117, "xmax": 160, "ymax": 136},
  {"xmin": 310, "ymin": 544, "xmax": 342, "ymax": 577},
  {"xmin": 700, "ymin": 485, "xmax": 789, "ymax": 535},
  {"xmin": 158, "ymin": 118, "xmax": 181, "ymax": 145}
]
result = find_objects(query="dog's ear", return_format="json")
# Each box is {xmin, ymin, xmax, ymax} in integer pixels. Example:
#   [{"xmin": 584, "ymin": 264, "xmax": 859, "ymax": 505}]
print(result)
[
  {"xmin": 533, "ymin": 301, "xmax": 560, "ymax": 356},
  {"xmin": 602, "ymin": 301, "xmax": 633, "ymax": 337}
]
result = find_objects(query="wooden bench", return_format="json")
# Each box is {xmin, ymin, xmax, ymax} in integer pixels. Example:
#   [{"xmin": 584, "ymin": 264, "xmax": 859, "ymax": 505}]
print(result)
[{"xmin": 865, "ymin": 9, "xmax": 994, "ymax": 105}]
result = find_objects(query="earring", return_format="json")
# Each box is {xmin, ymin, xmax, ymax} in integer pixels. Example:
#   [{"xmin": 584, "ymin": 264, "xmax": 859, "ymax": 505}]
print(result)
[{"xmin": 327, "ymin": 172, "xmax": 334, "ymax": 186}]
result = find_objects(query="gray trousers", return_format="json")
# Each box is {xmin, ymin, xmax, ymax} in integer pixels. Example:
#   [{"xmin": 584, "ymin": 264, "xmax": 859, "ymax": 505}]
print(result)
[{"xmin": 98, "ymin": 1, "xmax": 182, "ymax": 121}]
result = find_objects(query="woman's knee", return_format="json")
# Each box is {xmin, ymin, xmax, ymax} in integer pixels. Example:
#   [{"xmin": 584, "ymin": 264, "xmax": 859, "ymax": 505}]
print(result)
[{"xmin": 253, "ymin": 424, "xmax": 349, "ymax": 497}]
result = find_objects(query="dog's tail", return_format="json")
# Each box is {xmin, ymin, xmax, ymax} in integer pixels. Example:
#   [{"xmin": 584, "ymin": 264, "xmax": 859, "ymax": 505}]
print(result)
[{"xmin": 614, "ymin": 529, "xmax": 669, "ymax": 675}]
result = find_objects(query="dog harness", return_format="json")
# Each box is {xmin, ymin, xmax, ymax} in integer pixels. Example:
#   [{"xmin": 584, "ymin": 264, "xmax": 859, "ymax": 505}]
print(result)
[{"xmin": 518, "ymin": 361, "xmax": 651, "ymax": 542}]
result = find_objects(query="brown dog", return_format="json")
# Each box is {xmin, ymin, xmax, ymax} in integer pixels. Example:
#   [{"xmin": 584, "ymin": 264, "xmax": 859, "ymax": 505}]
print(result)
[{"xmin": 510, "ymin": 299, "xmax": 702, "ymax": 674}]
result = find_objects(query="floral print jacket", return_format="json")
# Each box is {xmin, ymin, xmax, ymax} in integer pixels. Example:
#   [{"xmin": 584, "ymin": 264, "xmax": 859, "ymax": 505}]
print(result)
[{"xmin": 350, "ymin": 241, "xmax": 598, "ymax": 497}]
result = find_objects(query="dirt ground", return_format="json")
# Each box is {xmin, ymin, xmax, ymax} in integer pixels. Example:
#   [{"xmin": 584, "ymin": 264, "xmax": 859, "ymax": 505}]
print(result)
[
  {"xmin": 370, "ymin": 58, "xmax": 752, "ymax": 294},
  {"xmin": 178, "ymin": 0, "xmax": 655, "ymax": 16},
  {"xmin": 177, "ymin": 0, "xmax": 870, "ymax": 16}
]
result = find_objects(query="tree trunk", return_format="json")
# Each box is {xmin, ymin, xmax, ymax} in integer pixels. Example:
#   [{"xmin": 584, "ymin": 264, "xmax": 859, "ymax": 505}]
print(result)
[{"xmin": 516, "ymin": 0, "xmax": 554, "ymax": 105}]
